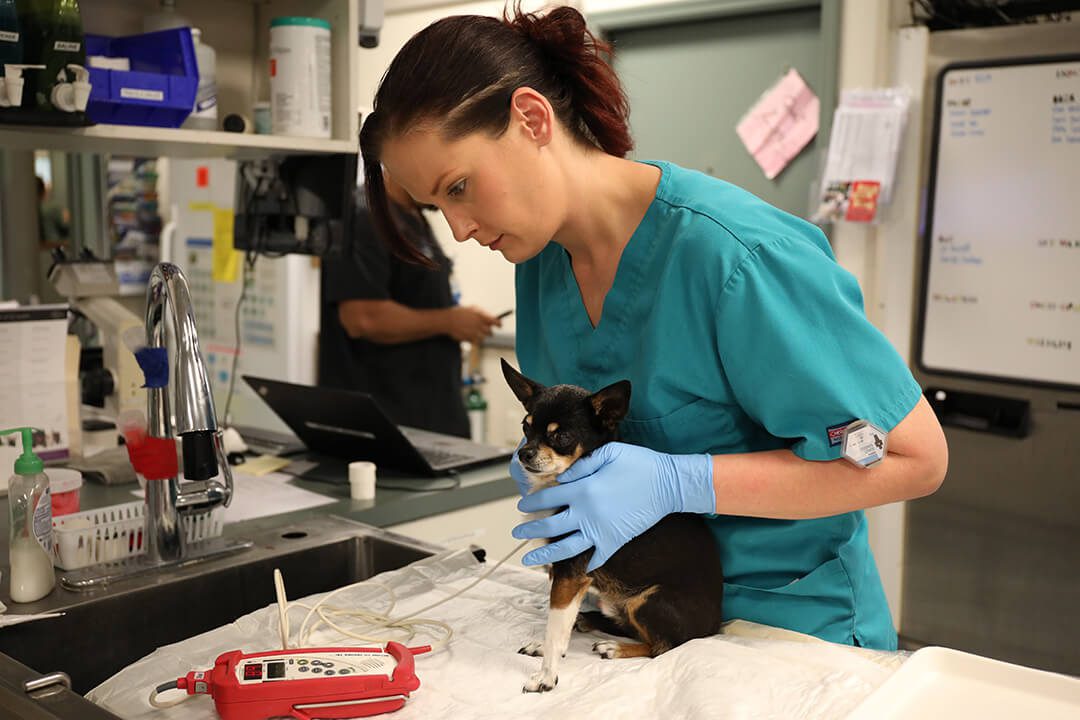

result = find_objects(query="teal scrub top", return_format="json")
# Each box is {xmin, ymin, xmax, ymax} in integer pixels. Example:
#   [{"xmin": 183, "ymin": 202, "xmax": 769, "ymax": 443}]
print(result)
[{"xmin": 514, "ymin": 161, "xmax": 922, "ymax": 650}]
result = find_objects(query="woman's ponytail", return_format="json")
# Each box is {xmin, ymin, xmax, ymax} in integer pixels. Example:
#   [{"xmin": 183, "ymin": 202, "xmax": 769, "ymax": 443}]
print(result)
[{"xmin": 508, "ymin": 5, "xmax": 633, "ymax": 158}]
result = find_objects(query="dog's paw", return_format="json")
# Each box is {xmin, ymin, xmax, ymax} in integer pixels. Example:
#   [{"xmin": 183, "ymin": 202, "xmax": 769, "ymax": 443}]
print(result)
[
  {"xmin": 522, "ymin": 671, "xmax": 558, "ymax": 693},
  {"xmin": 517, "ymin": 640, "xmax": 544, "ymax": 657},
  {"xmin": 574, "ymin": 613, "xmax": 595, "ymax": 633},
  {"xmin": 592, "ymin": 640, "xmax": 619, "ymax": 659}
]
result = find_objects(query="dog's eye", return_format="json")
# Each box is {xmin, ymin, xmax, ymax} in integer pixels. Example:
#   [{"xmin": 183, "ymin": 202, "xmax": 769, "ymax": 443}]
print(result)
[{"xmin": 550, "ymin": 430, "xmax": 571, "ymax": 447}]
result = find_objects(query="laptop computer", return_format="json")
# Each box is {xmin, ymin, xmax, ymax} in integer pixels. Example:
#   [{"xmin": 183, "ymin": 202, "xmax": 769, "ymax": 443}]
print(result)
[{"xmin": 242, "ymin": 375, "xmax": 513, "ymax": 477}]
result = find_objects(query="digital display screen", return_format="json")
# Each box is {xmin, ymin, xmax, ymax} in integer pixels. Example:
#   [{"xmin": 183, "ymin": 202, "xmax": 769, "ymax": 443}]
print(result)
[
  {"xmin": 243, "ymin": 664, "xmax": 262, "ymax": 680},
  {"xmin": 266, "ymin": 661, "xmax": 286, "ymax": 680}
]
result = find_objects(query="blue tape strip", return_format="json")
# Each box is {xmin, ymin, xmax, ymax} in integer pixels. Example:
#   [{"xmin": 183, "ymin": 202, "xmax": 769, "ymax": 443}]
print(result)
[{"xmin": 134, "ymin": 347, "xmax": 169, "ymax": 388}]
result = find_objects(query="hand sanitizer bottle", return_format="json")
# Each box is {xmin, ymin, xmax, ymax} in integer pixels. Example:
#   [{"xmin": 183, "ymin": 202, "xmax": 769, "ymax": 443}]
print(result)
[{"xmin": 1, "ymin": 427, "xmax": 56, "ymax": 603}]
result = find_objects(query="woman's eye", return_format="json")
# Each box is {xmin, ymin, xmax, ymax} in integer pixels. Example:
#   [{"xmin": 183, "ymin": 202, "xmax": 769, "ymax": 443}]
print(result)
[{"xmin": 447, "ymin": 179, "xmax": 466, "ymax": 198}]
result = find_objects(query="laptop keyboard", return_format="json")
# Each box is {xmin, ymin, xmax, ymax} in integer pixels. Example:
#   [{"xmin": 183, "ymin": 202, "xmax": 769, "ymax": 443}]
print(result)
[{"xmin": 418, "ymin": 447, "xmax": 474, "ymax": 467}]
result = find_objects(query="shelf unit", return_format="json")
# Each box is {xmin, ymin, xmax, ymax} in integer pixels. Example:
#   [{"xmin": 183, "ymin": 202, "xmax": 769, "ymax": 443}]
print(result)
[
  {"xmin": 0, "ymin": 0, "xmax": 360, "ymax": 159},
  {"xmin": 0, "ymin": 123, "xmax": 356, "ymax": 158}
]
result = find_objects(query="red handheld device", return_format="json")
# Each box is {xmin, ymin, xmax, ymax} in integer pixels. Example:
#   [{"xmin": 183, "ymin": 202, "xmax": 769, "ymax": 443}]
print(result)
[{"xmin": 176, "ymin": 643, "xmax": 429, "ymax": 720}]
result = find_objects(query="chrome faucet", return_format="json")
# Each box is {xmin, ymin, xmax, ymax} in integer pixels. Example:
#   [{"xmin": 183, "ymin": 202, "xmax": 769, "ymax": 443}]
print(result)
[
  {"xmin": 143, "ymin": 262, "xmax": 233, "ymax": 562},
  {"xmin": 62, "ymin": 263, "xmax": 250, "ymax": 589}
]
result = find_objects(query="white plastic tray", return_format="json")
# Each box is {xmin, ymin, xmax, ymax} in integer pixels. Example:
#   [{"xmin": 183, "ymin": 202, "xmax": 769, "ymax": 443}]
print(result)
[
  {"xmin": 847, "ymin": 646, "xmax": 1080, "ymax": 719},
  {"xmin": 52, "ymin": 500, "xmax": 224, "ymax": 570}
]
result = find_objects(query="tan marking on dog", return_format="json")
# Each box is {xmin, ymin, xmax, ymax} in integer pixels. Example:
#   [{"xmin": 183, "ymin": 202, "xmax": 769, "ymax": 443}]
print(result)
[
  {"xmin": 526, "ymin": 443, "xmax": 585, "ymax": 482},
  {"xmin": 547, "ymin": 422, "xmax": 559, "ymax": 434},
  {"xmin": 619, "ymin": 585, "xmax": 661, "ymax": 658},
  {"xmin": 609, "ymin": 642, "xmax": 653, "ymax": 659},
  {"xmin": 526, "ymin": 472, "xmax": 559, "ymax": 492},
  {"xmin": 550, "ymin": 574, "xmax": 591, "ymax": 609},
  {"xmin": 524, "ymin": 414, "xmax": 532, "ymax": 426}
]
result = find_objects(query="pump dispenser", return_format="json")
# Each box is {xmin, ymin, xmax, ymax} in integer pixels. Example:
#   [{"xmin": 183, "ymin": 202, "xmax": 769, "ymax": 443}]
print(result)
[{"xmin": 0, "ymin": 427, "xmax": 56, "ymax": 603}]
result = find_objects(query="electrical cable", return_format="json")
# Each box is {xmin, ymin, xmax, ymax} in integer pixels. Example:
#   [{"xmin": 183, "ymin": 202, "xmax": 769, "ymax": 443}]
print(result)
[
  {"xmin": 148, "ymin": 680, "xmax": 191, "ymax": 709},
  {"xmin": 275, "ymin": 539, "xmax": 531, "ymax": 652},
  {"xmin": 221, "ymin": 250, "xmax": 257, "ymax": 427},
  {"xmin": 373, "ymin": 472, "xmax": 462, "ymax": 492}
]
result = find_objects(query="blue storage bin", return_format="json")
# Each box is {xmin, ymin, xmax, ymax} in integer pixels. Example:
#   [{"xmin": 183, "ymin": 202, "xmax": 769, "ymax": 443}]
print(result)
[{"xmin": 85, "ymin": 28, "xmax": 198, "ymax": 129}]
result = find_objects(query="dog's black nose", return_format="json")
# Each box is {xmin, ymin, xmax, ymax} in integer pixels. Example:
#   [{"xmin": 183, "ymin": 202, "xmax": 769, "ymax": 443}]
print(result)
[{"xmin": 519, "ymin": 445, "xmax": 537, "ymax": 464}]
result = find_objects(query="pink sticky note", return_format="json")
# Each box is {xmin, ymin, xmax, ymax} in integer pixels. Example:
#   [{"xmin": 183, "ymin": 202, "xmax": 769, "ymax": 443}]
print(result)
[{"xmin": 736, "ymin": 69, "xmax": 820, "ymax": 180}]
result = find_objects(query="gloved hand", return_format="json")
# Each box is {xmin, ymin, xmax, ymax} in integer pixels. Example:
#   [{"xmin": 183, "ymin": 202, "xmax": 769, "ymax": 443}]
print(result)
[
  {"xmin": 509, "ymin": 439, "xmax": 530, "ymax": 497},
  {"xmin": 511, "ymin": 442, "xmax": 715, "ymax": 572}
]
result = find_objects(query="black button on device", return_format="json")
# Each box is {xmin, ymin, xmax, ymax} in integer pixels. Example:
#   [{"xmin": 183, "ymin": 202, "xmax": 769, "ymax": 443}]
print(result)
[
  {"xmin": 298, "ymin": 666, "xmax": 309, "ymax": 673},
  {"xmin": 297, "ymin": 659, "xmax": 308, "ymax": 665},
  {"xmin": 339, "ymin": 669, "xmax": 351, "ymax": 675},
  {"xmin": 325, "ymin": 670, "xmax": 336, "ymax": 676},
  {"xmin": 312, "ymin": 667, "xmax": 323, "ymax": 674},
  {"xmin": 243, "ymin": 664, "xmax": 262, "ymax": 680},
  {"xmin": 324, "ymin": 662, "xmax": 334, "ymax": 668}
]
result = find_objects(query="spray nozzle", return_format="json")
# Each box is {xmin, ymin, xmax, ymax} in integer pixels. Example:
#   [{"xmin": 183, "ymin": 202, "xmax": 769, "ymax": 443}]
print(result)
[
  {"xmin": 65, "ymin": 64, "xmax": 90, "ymax": 84},
  {"xmin": 0, "ymin": 427, "xmax": 44, "ymax": 476},
  {"xmin": 50, "ymin": 63, "xmax": 91, "ymax": 113},
  {"xmin": 0, "ymin": 64, "xmax": 45, "ymax": 107}
]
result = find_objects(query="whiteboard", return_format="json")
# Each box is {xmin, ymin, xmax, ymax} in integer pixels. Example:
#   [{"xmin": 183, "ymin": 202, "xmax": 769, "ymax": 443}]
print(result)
[{"xmin": 918, "ymin": 55, "xmax": 1080, "ymax": 390}]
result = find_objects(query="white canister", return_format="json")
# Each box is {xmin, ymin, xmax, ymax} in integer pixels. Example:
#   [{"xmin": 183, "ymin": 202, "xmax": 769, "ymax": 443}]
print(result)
[{"xmin": 269, "ymin": 16, "xmax": 332, "ymax": 138}]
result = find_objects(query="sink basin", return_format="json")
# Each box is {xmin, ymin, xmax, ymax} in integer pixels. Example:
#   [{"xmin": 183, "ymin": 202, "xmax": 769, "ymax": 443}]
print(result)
[{"xmin": 0, "ymin": 517, "xmax": 437, "ymax": 694}]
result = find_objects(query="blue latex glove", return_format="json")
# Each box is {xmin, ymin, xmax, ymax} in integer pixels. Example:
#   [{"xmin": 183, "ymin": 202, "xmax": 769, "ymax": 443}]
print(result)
[
  {"xmin": 508, "ymin": 438, "xmax": 530, "ymax": 497},
  {"xmin": 511, "ymin": 442, "xmax": 715, "ymax": 572}
]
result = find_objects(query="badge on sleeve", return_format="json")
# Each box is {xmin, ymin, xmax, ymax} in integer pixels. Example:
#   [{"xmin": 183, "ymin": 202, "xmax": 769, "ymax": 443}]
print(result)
[{"xmin": 841, "ymin": 419, "xmax": 888, "ymax": 469}]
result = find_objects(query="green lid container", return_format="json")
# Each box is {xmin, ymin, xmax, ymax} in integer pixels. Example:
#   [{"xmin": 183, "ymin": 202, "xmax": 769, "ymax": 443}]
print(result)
[{"xmin": 270, "ymin": 16, "xmax": 331, "ymax": 31}]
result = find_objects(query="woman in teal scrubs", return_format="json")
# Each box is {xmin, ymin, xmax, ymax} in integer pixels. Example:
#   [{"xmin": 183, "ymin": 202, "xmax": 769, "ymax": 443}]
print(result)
[{"xmin": 359, "ymin": 6, "xmax": 948, "ymax": 650}]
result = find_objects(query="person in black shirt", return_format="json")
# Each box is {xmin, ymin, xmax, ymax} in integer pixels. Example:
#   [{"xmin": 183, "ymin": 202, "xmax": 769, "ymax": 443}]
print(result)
[{"xmin": 319, "ymin": 174, "xmax": 501, "ymax": 438}]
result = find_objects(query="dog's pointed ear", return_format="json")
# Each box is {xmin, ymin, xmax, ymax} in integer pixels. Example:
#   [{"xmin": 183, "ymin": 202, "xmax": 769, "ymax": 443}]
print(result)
[
  {"xmin": 501, "ymin": 359, "xmax": 544, "ymax": 409},
  {"xmin": 589, "ymin": 380, "xmax": 631, "ymax": 429}
]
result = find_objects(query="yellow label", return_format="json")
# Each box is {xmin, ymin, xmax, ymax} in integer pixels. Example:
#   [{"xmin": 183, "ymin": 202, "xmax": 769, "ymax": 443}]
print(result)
[{"xmin": 212, "ymin": 208, "xmax": 240, "ymax": 283}]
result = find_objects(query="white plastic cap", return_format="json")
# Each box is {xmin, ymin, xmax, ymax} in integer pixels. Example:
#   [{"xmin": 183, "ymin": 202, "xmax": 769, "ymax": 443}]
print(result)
[
  {"xmin": 49, "ymin": 468, "xmax": 83, "ymax": 494},
  {"xmin": 348, "ymin": 461, "xmax": 376, "ymax": 500}
]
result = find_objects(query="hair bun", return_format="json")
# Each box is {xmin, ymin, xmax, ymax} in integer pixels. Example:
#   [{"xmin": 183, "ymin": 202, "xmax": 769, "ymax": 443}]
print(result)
[
  {"xmin": 511, "ymin": 5, "xmax": 587, "ymax": 46},
  {"xmin": 505, "ymin": 4, "xmax": 631, "ymax": 157},
  {"xmin": 509, "ymin": 5, "xmax": 592, "ymax": 69}
]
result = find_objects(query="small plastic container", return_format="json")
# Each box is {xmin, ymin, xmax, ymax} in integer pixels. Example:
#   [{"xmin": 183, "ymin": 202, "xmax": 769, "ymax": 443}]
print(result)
[
  {"xmin": 270, "ymin": 17, "xmax": 332, "ymax": 138},
  {"xmin": 84, "ymin": 27, "xmax": 198, "ymax": 128},
  {"xmin": 348, "ymin": 461, "xmax": 376, "ymax": 500},
  {"xmin": 253, "ymin": 101, "xmax": 271, "ymax": 134},
  {"xmin": 49, "ymin": 468, "xmax": 82, "ymax": 517}
]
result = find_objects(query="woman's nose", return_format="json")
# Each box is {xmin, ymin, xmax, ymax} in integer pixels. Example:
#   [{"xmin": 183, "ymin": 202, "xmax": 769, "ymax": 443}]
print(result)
[{"xmin": 443, "ymin": 209, "xmax": 479, "ymax": 244}]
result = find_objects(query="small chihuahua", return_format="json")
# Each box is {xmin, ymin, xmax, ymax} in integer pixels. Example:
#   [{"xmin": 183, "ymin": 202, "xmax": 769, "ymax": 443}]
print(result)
[{"xmin": 502, "ymin": 360, "xmax": 724, "ymax": 693}]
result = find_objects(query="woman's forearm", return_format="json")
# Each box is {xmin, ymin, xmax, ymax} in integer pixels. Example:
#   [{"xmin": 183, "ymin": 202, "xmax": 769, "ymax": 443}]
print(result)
[{"xmin": 708, "ymin": 396, "xmax": 948, "ymax": 519}]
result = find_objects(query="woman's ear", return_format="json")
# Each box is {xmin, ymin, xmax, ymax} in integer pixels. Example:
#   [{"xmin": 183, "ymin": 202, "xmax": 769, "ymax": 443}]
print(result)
[{"xmin": 510, "ymin": 87, "xmax": 554, "ymax": 147}]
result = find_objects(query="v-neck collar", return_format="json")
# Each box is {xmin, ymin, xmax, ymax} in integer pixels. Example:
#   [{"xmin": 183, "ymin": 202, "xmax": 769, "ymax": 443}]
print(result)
[{"xmin": 555, "ymin": 161, "xmax": 670, "ymax": 373}]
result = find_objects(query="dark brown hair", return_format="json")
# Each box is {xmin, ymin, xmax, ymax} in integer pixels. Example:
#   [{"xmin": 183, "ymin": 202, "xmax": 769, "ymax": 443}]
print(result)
[{"xmin": 359, "ymin": 4, "xmax": 632, "ymax": 263}]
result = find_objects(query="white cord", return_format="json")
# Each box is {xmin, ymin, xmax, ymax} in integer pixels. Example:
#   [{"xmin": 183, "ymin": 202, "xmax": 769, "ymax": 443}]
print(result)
[
  {"xmin": 148, "ymin": 681, "xmax": 191, "ymax": 709},
  {"xmin": 277, "ymin": 540, "xmax": 530, "ymax": 652},
  {"xmin": 274, "ymin": 568, "xmax": 290, "ymax": 650}
]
